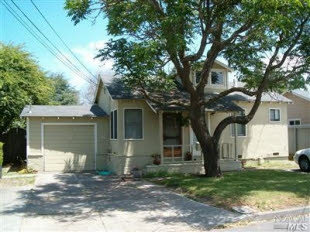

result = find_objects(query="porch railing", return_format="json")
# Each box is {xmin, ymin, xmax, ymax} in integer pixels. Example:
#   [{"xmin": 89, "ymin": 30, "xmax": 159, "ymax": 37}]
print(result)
[
  {"xmin": 162, "ymin": 143, "xmax": 235, "ymax": 163},
  {"xmin": 162, "ymin": 144, "xmax": 202, "ymax": 163}
]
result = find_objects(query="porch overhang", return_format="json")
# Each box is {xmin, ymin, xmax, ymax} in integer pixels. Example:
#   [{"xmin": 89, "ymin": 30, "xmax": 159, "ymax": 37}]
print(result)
[{"xmin": 205, "ymin": 98, "xmax": 244, "ymax": 112}]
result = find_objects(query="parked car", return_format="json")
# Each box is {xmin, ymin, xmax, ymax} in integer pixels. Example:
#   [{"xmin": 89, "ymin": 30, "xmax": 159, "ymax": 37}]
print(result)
[{"xmin": 294, "ymin": 148, "xmax": 310, "ymax": 172}]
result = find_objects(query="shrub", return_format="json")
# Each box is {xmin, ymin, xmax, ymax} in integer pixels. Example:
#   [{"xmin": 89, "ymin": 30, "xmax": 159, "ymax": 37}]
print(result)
[{"xmin": 0, "ymin": 142, "xmax": 3, "ymax": 166}]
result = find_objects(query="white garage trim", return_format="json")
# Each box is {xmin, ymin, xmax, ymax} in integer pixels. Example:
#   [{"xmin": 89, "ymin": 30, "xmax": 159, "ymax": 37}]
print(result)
[{"xmin": 41, "ymin": 123, "xmax": 98, "ymax": 171}]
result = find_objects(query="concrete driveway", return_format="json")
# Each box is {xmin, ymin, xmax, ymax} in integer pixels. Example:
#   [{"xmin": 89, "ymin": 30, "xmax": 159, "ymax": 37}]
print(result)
[{"xmin": 1, "ymin": 173, "xmax": 245, "ymax": 231}]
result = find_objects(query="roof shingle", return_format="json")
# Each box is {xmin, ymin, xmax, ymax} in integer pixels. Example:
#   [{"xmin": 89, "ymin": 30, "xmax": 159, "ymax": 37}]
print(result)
[{"xmin": 20, "ymin": 105, "xmax": 108, "ymax": 117}]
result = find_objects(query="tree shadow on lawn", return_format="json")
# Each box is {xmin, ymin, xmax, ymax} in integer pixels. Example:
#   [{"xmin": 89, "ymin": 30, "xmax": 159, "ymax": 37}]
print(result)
[{"xmin": 1, "ymin": 173, "xmax": 243, "ymax": 231}]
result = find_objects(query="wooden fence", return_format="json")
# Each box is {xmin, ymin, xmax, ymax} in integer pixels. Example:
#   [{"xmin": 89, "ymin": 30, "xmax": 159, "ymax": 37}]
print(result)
[
  {"xmin": 1, "ymin": 128, "xmax": 26, "ymax": 165},
  {"xmin": 288, "ymin": 125, "xmax": 310, "ymax": 155}
]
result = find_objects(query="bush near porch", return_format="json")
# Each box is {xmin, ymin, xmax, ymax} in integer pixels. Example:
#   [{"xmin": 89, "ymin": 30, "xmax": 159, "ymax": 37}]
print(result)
[{"xmin": 145, "ymin": 170, "xmax": 309, "ymax": 212}]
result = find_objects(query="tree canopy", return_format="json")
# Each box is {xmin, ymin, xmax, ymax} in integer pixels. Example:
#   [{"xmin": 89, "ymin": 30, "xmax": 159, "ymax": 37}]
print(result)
[
  {"xmin": 0, "ymin": 43, "xmax": 53, "ymax": 133},
  {"xmin": 65, "ymin": 0, "xmax": 310, "ymax": 177},
  {"xmin": 49, "ymin": 73, "xmax": 79, "ymax": 105},
  {"xmin": 0, "ymin": 43, "xmax": 79, "ymax": 134}
]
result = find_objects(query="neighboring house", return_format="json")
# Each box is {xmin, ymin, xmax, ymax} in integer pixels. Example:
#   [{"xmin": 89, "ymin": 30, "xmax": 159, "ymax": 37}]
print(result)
[
  {"xmin": 283, "ymin": 90, "xmax": 310, "ymax": 125},
  {"xmin": 21, "ymin": 61, "xmax": 292, "ymax": 174},
  {"xmin": 283, "ymin": 90, "xmax": 310, "ymax": 154}
]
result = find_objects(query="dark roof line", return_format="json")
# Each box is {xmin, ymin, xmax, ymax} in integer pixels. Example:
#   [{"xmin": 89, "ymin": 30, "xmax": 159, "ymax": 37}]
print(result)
[{"xmin": 20, "ymin": 104, "xmax": 108, "ymax": 117}]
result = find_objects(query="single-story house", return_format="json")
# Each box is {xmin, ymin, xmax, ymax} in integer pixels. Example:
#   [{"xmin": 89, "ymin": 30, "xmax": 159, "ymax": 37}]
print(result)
[{"xmin": 21, "ymin": 61, "xmax": 292, "ymax": 174}]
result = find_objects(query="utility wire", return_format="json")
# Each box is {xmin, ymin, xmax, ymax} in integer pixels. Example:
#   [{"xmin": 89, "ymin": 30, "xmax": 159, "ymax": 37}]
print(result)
[
  {"xmin": 2, "ymin": 1, "xmax": 62, "ymax": 65},
  {"xmin": 9, "ymin": 0, "xmax": 97, "ymax": 86},
  {"xmin": 30, "ymin": 0, "xmax": 97, "ymax": 82},
  {"xmin": 2, "ymin": 0, "xmax": 94, "ymax": 86}
]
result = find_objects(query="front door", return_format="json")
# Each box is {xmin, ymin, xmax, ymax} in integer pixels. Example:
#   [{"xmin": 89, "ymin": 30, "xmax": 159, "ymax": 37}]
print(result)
[{"xmin": 163, "ymin": 113, "xmax": 182, "ymax": 160}]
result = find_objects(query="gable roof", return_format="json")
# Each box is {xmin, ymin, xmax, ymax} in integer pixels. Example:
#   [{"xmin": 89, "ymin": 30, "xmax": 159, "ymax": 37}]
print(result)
[
  {"xmin": 229, "ymin": 92, "xmax": 292, "ymax": 103},
  {"xmin": 106, "ymin": 78, "xmax": 143, "ymax": 100},
  {"xmin": 289, "ymin": 89, "xmax": 310, "ymax": 102},
  {"xmin": 20, "ymin": 105, "xmax": 108, "ymax": 117},
  {"xmin": 104, "ymin": 78, "xmax": 290, "ymax": 113},
  {"xmin": 214, "ymin": 60, "xmax": 234, "ymax": 72}
]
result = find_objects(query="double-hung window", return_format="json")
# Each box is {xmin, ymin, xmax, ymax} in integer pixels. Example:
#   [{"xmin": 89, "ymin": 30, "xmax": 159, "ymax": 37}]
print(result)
[
  {"xmin": 124, "ymin": 109, "xmax": 143, "ymax": 139},
  {"xmin": 110, "ymin": 110, "xmax": 117, "ymax": 139},
  {"xmin": 289, "ymin": 119, "xmax": 301, "ymax": 125},
  {"xmin": 270, "ymin": 109, "xmax": 281, "ymax": 122},
  {"xmin": 231, "ymin": 111, "xmax": 246, "ymax": 137}
]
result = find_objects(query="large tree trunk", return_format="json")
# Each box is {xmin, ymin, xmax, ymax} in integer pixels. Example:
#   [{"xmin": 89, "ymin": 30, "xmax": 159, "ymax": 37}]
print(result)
[
  {"xmin": 190, "ymin": 104, "xmax": 222, "ymax": 177},
  {"xmin": 202, "ymin": 137, "xmax": 222, "ymax": 177}
]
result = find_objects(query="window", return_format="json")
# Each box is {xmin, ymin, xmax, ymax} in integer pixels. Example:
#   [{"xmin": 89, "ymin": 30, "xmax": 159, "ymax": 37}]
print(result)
[
  {"xmin": 231, "ymin": 111, "xmax": 246, "ymax": 137},
  {"xmin": 211, "ymin": 71, "xmax": 224, "ymax": 85},
  {"xmin": 110, "ymin": 110, "xmax": 117, "ymax": 139},
  {"xmin": 124, "ymin": 109, "xmax": 143, "ymax": 139},
  {"xmin": 289, "ymin": 119, "xmax": 301, "ymax": 125},
  {"xmin": 270, "ymin": 109, "xmax": 281, "ymax": 122}
]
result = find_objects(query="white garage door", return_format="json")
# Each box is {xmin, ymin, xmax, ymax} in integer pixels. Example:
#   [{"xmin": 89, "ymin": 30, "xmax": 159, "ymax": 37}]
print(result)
[{"xmin": 43, "ymin": 124, "xmax": 96, "ymax": 172}]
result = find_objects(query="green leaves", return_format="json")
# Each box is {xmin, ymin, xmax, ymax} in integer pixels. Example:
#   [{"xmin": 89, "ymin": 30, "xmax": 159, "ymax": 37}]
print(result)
[
  {"xmin": 48, "ymin": 73, "xmax": 79, "ymax": 105},
  {"xmin": 0, "ymin": 43, "xmax": 53, "ymax": 133},
  {"xmin": 64, "ymin": 0, "xmax": 93, "ymax": 25},
  {"xmin": 65, "ymin": 0, "xmax": 310, "ymax": 93}
]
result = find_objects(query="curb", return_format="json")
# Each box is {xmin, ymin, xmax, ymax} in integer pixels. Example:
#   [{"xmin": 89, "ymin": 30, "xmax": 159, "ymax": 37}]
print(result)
[{"xmin": 242, "ymin": 206, "xmax": 310, "ymax": 222}]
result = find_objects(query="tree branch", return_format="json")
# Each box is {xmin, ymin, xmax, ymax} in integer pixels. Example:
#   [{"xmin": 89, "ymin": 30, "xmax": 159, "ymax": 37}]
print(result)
[{"xmin": 203, "ymin": 87, "xmax": 258, "ymax": 106}]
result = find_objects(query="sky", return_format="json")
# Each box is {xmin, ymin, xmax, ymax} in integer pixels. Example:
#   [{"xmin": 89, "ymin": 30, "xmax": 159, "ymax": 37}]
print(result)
[{"xmin": 0, "ymin": 0, "xmax": 114, "ymax": 96}]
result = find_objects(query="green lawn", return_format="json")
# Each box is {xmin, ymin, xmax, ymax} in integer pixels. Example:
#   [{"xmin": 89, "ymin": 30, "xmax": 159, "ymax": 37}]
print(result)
[
  {"xmin": 243, "ymin": 159, "xmax": 299, "ymax": 170},
  {"xmin": 146, "ymin": 170, "xmax": 310, "ymax": 212}
]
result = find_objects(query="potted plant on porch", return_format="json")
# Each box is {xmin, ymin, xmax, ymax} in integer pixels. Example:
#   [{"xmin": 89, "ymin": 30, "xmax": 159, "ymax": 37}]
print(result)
[{"xmin": 151, "ymin": 153, "xmax": 161, "ymax": 165}]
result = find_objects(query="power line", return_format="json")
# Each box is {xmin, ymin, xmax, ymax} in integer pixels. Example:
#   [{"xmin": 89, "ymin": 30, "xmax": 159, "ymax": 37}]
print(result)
[
  {"xmin": 10, "ymin": 0, "xmax": 91, "ymax": 81},
  {"xmin": 2, "ymin": 0, "xmax": 94, "ymax": 86},
  {"xmin": 6, "ymin": 0, "xmax": 98, "ymax": 86},
  {"xmin": 2, "ymin": 1, "xmax": 62, "ymax": 64},
  {"xmin": 30, "ymin": 0, "xmax": 97, "ymax": 81}
]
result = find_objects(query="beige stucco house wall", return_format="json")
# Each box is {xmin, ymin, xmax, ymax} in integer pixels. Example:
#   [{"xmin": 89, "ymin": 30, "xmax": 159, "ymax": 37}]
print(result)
[
  {"xmin": 283, "ymin": 92, "xmax": 310, "ymax": 124},
  {"xmin": 217, "ymin": 102, "xmax": 289, "ymax": 159}
]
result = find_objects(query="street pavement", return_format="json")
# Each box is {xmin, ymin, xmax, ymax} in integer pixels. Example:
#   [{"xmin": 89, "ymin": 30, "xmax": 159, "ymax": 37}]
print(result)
[{"xmin": 0, "ymin": 173, "xmax": 245, "ymax": 232}]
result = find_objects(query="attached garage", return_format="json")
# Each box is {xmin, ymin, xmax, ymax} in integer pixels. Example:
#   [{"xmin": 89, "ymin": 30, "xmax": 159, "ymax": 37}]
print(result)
[
  {"xmin": 43, "ymin": 124, "xmax": 96, "ymax": 172},
  {"xmin": 21, "ymin": 105, "xmax": 109, "ymax": 172}
]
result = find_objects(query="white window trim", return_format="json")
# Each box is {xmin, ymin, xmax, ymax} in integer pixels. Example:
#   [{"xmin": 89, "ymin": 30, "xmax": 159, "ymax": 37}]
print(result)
[
  {"xmin": 210, "ymin": 69, "xmax": 226, "ymax": 87},
  {"xmin": 269, "ymin": 108, "xmax": 281, "ymax": 122},
  {"xmin": 110, "ymin": 109, "xmax": 118, "ymax": 140},
  {"xmin": 230, "ymin": 111, "xmax": 247, "ymax": 138},
  {"xmin": 41, "ymin": 123, "xmax": 97, "ymax": 171},
  {"xmin": 230, "ymin": 123, "xmax": 247, "ymax": 138},
  {"xmin": 288, "ymin": 118, "xmax": 301, "ymax": 125},
  {"xmin": 193, "ymin": 69, "xmax": 227, "ymax": 87},
  {"xmin": 123, "ymin": 108, "xmax": 144, "ymax": 140}
]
